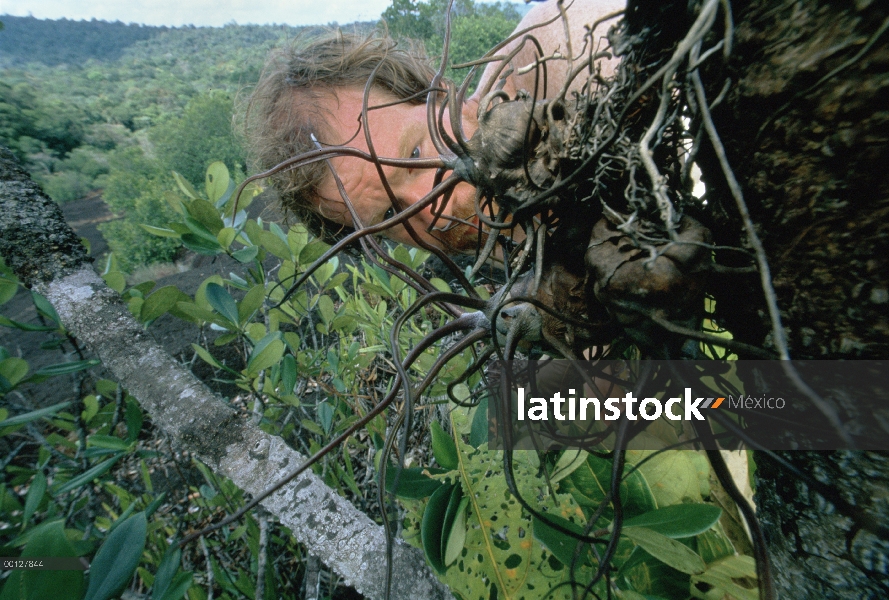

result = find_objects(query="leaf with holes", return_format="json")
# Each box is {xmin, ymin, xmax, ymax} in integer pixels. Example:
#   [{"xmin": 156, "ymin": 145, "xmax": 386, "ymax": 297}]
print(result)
[{"xmin": 690, "ymin": 555, "xmax": 758, "ymax": 600}]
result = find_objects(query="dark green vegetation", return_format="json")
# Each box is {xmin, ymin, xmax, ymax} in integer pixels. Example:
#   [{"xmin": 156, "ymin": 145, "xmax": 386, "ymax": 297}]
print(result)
[
  {"xmin": 0, "ymin": 4, "xmax": 521, "ymax": 271},
  {"xmin": 0, "ymin": 15, "xmax": 168, "ymax": 67}
]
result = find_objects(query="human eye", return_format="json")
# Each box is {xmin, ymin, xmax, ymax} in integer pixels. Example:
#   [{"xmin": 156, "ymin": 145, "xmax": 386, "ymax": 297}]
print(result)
[
  {"xmin": 384, "ymin": 207, "xmax": 396, "ymax": 221},
  {"xmin": 410, "ymin": 146, "xmax": 421, "ymax": 159}
]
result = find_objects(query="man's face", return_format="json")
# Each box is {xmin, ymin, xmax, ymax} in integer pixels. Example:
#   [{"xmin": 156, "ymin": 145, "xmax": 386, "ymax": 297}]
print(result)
[{"xmin": 313, "ymin": 87, "xmax": 481, "ymax": 252}]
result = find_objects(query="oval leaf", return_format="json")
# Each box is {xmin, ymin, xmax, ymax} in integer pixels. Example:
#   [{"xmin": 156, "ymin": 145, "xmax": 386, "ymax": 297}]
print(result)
[
  {"xmin": 621, "ymin": 526, "xmax": 706, "ymax": 575},
  {"xmin": 246, "ymin": 334, "xmax": 285, "ymax": 375},
  {"xmin": 385, "ymin": 466, "xmax": 445, "ymax": 499},
  {"xmin": 421, "ymin": 483, "xmax": 454, "ymax": 574},
  {"xmin": 441, "ymin": 485, "xmax": 466, "ymax": 566},
  {"xmin": 622, "ymin": 504, "xmax": 722, "ymax": 539},
  {"xmin": 430, "ymin": 421, "xmax": 458, "ymax": 470},
  {"xmin": 205, "ymin": 283, "xmax": 239, "ymax": 326},
  {"xmin": 205, "ymin": 161, "xmax": 231, "ymax": 204},
  {"xmin": 84, "ymin": 512, "xmax": 148, "ymax": 600},
  {"xmin": 141, "ymin": 286, "xmax": 186, "ymax": 323}
]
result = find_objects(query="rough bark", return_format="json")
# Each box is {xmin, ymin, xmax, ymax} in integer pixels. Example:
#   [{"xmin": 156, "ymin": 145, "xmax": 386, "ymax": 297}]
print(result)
[
  {"xmin": 0, "ymin": 145, "xmax": 453, "ymax": 600},
  {"xmin": 688, "ymin": 0, "xmax": 889, "ymax": 596}
]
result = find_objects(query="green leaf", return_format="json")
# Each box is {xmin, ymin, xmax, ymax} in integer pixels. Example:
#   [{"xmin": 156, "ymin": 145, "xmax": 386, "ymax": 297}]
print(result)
[
  {"xmin": 622, "ymin": 504, "xmax": 722, "ymax": 539},
  {"xmin": 430, "ymin": 421, "xmax": 458, "ymax": 470},
  {"xmin": 287, "ymin": 224, "xmax": 309, "ymax": 256},
  {"xmin": 141, "ymin": 286, "xmax": 188, "ymax": 324},
  {"xmin": 549, "ymin": 449, "xmax": 589, "ymax": 484},
  {"xmin": 0, "ymin": 401, "xmax": 71, "ymax": 427},
  {"xmin": 156, "ymin": 571, "xmax": 192, "ymax": 600},
  {"xmin": 172, "ymin": 171, "xmax": 200, "ymax": 199},
  {"xmin": 246, "ymin": 333, "xmax": 285, "ymax": 375},
  {"xmin": 125, "ymin": 399, "xmax": 143, "ymax": 443},
  {"xmin": 151, "ymin": 546, "xmax": 191, "ymax": 600},
  {"xmin": 140, "ymin": 224, "xmax": 181, "ymax": 238},
  {"xmin": 84, "ymin": 512, "xmax": 148, "ymax": 600},
  {"xmin": 469, "ymin": 397, "xmax": 488, "ymax": 448},
  {"xmin": 102, "ymin": 271, "xmax": 126, "ymax": 294},
  {"xmin": 384, "ymin": 466, "xmax": 445, "ymax": 499},
  {"xmin": 238, "ymin": 284, "xmax": 266, "ymax": 323},
  {"xmin": 30, "ymin": 359, "xmax": 100, "ymax": 382},
  {"xmin": 0, "ymin": 314, "xmax": 57, "ymax": 331},
  {"xmin": 181, "ymin": 232, "xmax": 223, "ymax": 255},
  {"xmin": 0, "ymin": 520, "xmax": 83, "ymax": 600},
  {"xmin": 621, "ymin": 527, "xmax": 706, "ymax": 575},
  {"xmin": 429, "ymin": 278, "xmax": 451, "ymax": 293},
  {"xmin": 627, "ymin": 448, "xmax": 703, "ymax": 506},
  {"xmin": 695, "ymin": 527, "xmax": 735, "ymax": 564},
  {"xmin": 443, "ymin": 495, "xmax": 469, "ymax": 567},
  {"xmin": 563, "ymin": 453, "xmax": 657, "ymax": 519},
  {"xmin": 0, "ymin": 278, "xmax": 19, "ymax": 305},
  {"xmin": 532, "ymin": 513, "xmax": 588, "ymax": 567},
  {"xmin": 88, "ymin": 435, "xmax": 132, "ymax": 451},
  {"xmin": 217, "ymin": 227, "xmax": 237, "ymax": 250},
  {"xmin": 316, "ymin": 294, "xmax": 335, "ymax": 325},
  {"xmin": 232, "ymin": 245, "xmax": 259, "ymax": 263},
  {"xmin": 31, "ymin": 291, "xmax": 60, "ymax": 325},
  {"xmin": 440, "ymin": 484, "xmax": 466, "ymax": 566},
  {"xmin": 421, "ymin": 482, "xmax": 454, "ymax": 573},
  {"xmin": 690, "ymin": 555, "xmax": 758, "ymax": 600},
  {"xmin": 205, "ymin": 161, "xmax": 231, "ymax": 204},
  {"xmin": 260, "ymin": 230, "xmax": 292, "ymax": 260},
  {"xmin": 187, "ymin": 198, "xmax": 225, "ymax": 236},
  {"xmin": 22, "ymin": 471, "xmax": 47, "ymax": 526},
  {"xmin": 54, "ymin": 454, "xmax": 123, "ymax": 495},
  {"xmin": 205, "ymin": 283, "xmax": 240, "ymax": 326},
  {"xmin": 299, "ymin": 240, "xmax": 330, "ymax": 265},
  {"xmin": 280, "ymin": 354, "xmax": 297, "ymax": 394},
  {"xmin": 0, "ymin": 357, "xmax": 28, "ymax": 386}
]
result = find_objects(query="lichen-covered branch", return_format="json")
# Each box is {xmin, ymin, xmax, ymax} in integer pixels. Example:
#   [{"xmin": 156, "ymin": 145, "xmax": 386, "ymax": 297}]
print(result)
[{"xmin": 0, "ymin": 146, "xmax": 453, "ymax": 600}]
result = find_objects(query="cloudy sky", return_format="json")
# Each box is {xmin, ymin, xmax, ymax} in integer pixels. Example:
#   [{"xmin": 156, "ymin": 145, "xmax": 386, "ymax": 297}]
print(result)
[{"xmin": 2, "ymin": 0, "xmax": 406, "ymax": 27}]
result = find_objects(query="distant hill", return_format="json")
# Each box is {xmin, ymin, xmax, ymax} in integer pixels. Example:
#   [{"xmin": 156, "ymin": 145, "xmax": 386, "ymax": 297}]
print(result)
[{"xmin": 0, "ymin": 15, "xmax": 170, "ymax": 67}]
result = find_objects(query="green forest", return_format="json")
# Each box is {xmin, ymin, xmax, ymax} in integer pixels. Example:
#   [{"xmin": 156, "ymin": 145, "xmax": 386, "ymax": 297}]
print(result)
[{"xmin": 0, "ymin": 1, "xmax": 521, "ymax": 270}]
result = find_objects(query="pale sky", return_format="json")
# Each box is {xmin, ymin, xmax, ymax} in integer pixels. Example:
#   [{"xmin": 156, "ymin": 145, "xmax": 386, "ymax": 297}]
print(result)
[{"xmin": 1, "ymin": 0, "xmax": 406, "ymax": 27}]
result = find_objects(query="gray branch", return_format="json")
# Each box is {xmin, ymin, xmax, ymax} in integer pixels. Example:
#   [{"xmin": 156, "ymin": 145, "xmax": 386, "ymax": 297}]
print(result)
[{"xmin": 0, "ymin": 146, "xmax": 452, "ymax": 600}]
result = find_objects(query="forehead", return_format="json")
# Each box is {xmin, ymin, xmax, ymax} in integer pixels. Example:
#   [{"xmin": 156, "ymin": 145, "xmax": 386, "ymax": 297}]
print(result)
[{"xmin": 319, "ymin": 86, "xmax": 420, "ymax": 146}]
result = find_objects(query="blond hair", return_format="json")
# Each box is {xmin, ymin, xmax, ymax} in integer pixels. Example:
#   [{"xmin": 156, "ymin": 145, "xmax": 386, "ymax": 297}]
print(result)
[{"xmin": 244, "ymin": 29, "xmax": 436, "ymax": 239}]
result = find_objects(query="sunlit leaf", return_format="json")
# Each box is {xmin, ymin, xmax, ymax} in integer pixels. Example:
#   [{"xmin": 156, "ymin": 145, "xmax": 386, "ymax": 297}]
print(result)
[{"xmin": 205, "ymin": 161, "xmax": 230, "ymax": 204}]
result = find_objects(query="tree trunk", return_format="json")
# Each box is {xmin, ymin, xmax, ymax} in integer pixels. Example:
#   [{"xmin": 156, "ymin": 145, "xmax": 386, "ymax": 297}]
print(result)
[{"xmin": 666, "ymin": 0, "xmax": 889, "ymax": 596}]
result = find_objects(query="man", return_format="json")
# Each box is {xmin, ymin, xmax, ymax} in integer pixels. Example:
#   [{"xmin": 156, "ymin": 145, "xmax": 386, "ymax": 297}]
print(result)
[{"xmin": 246, "ymin": 0, "xmax": 625, "ymax": 253}]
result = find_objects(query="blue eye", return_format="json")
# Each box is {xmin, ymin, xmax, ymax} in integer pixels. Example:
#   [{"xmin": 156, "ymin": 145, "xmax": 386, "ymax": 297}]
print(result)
[
  {"xmin": 410, "ymin": 146, "xmax": 420, "ymax": 159},
  {"xmin": 384, "ymin": 207, "xmax": 396, "ymax": 220}
]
